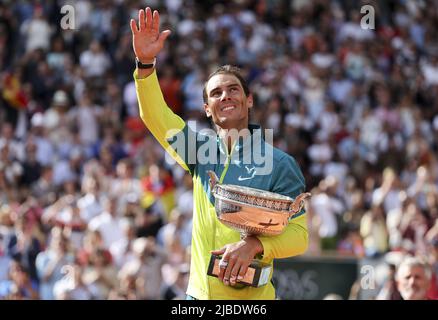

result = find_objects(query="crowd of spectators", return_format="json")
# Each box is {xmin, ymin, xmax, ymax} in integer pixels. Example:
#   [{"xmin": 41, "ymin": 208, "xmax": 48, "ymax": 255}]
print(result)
[{"xmin": 1, "ymin": 0, "xmax": 438, "ymax": 299}]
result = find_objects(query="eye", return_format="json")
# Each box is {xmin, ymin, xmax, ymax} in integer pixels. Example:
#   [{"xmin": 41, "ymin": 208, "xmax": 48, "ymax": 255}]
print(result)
[
  {"xmin": 230, "ymin": 87, "xmax": 238, "ymax": 92},
  {"xmin": 211, "ymin": 91, "xmax": 221, "ymax": 97}
]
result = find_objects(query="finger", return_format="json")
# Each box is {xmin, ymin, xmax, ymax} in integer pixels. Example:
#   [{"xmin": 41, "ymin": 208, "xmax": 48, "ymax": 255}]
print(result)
[
  {"xmin": 237, "ymin": 261, "xmax": 250, "ymax": 283},
  {"xmin": 215, "ymin": 249, "xmax": 228, "ymax": 281},
  {"xmin": 210, "ymin": 247, "xmax": 225, "ymax": 256},
  {"xmin": 229, "ymin": 262, "xmax": 241, "ymax": 286},
  {"xmin": 158, "ymin": 30, "xmax": 171, "ymax": 48},
  {"xmin": 130, "ymin": 19, "xmax": 138, "ymax": 34},
  {"xmin": 218, "ymin": 261, "xmax": 226, "ymax": 281},
  {"xmin": 138, "ymin": 9, "xmax": 145, "ymax": 31},
  {"xmin": 152, "ymin": 10, "xmax": 160, "ymax": 31},
  {"xmin": 145, "ymin": 7, "xmax": 153, "ymax": 30},
  {"xmin": 223, "ymin": 256, "xmax": 237, "ymax": 286}
]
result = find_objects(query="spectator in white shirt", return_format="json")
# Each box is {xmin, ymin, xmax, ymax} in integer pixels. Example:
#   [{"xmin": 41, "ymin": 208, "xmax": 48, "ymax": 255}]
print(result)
[
  {"xmin": 88, "ymin": 196, "xmax": 124, "ymax": 249},
  {"xmin": 310, "ymin": 176, "xmax": 345, "ymax": 250},
  {"xmin": 20, "ymin": 6, "xmax": 53, "ymax": 53},
  {"xmin": 79, "ymin": 40, "xmax": 110, "ymax": 78},
  {"xmin": 28, "ymin": 113, "xmax": 55, "ymax": 167},
  {"xmin": 68, "ymin": 92, "xmax": 101, "ymax": 147},
  {"xmin": 77, "ymin": 176, "xmax": 103, "ymax": 224},
  {"xmin": 109, "ymin": 218, "xmax": 136, "ymax": 268}
]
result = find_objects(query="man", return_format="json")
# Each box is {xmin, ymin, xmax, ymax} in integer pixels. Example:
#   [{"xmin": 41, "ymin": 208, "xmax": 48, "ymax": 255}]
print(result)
[
  {"xmin": 396, "ymin": 256, "xmax": 432, "ymax": 300},
  {"xmin": 130, "ymin": 7, "xmax": 308, "ymax": 299}
]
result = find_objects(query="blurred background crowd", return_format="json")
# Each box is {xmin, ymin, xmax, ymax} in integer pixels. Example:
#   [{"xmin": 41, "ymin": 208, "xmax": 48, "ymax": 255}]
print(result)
[{"xmin": 1, "ymin": 0, "xmax": 438, "ymax": 300}]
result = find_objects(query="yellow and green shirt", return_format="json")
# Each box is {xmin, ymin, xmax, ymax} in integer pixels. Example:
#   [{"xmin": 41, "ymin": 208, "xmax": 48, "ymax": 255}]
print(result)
[{"xmin": 135, "ymin": 70, "xmax": 308, "ymax": 300}]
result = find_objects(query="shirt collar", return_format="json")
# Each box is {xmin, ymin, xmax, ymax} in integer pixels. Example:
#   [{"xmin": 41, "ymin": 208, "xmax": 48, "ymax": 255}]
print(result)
[{"xmin": 217, "ymin": 123, "xmax": 264, "ymax": 155}]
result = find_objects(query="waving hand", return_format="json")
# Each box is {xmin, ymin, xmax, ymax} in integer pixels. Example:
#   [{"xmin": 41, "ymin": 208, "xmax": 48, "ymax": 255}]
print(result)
[{"xmin": 130, "ymin": 7, "xmax": 171, "ymax": 64}]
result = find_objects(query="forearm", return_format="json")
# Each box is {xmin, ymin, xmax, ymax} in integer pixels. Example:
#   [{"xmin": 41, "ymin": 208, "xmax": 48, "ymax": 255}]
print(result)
[
  {"xmin": 134, "ymin": 69, "xmax": 185, "ymax": 142},
  {"xmin": 257, "ymin": 214, "xmax": 308, "ymax": 261},
  {"xmin": 134, "ymin": 69, "xmax": 190, "ymax": 170}
]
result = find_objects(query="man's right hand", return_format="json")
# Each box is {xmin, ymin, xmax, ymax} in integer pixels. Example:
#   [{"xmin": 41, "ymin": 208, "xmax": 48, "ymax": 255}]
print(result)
[{"xmin": 130, "ymin": 7, "xmax": 171, "ymax": 75}]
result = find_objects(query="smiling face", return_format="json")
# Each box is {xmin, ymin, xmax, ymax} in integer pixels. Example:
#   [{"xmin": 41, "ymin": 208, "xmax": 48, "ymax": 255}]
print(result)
[{"xmin": 204, "ymin": 73, "xmax": 253, "ymax": 131}]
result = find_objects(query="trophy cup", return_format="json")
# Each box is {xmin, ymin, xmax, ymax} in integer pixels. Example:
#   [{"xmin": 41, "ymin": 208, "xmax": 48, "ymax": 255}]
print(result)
[{"xmin": 206, "ymin": 171, "xmax": 311, "ymax": 287}]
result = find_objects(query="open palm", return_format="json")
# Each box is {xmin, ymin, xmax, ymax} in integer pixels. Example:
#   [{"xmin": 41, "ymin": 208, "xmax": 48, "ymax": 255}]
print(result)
[{"xmin": 130, "ymin": 7, "xmax": 171, "ymax": 62}]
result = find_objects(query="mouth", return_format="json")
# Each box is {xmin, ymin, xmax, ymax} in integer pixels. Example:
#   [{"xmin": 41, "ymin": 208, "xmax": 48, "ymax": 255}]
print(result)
[{"xmin": 220, "ymin": 105, "xmax": 237, "ymax": 112}]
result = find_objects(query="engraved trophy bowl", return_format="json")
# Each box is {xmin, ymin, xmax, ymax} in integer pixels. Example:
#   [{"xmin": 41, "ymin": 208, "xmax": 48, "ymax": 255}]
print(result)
[
  {"xmin": 208, "ymin": 171, "xmax": 311, "ymax": 237},
  {"xmin": 206, "ymin": 170, "xmax": 311, "ymax": 287}
]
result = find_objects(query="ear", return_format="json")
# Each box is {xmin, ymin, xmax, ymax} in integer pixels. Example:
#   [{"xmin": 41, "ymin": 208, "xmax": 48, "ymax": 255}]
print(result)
[
  {"xmin": 204, "ymin": 103, "xmax": 212, "ymax": 117},
  {"xmin": 247, "ymin": 94, "xmax": 254, "ymax": 109}
]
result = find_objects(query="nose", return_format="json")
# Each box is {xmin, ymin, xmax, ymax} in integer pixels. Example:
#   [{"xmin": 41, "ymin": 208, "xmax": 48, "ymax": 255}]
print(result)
[
  {"xmin": 220, "ymin": 90, "xmax": 231, "ymax": 101},
  {"xmin": 407, "ymin": 276, "xmax": 417, "ymax": 287}
]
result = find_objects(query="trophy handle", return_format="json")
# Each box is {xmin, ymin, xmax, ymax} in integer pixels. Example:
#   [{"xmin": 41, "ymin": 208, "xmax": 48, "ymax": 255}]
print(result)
[
  {"xmin": 208, "ymin": 170, "xmax": 220, "ymax": 191},
  {"xmin": 288, "ymin": 192, "xmax": 311, "ymax": 218}
]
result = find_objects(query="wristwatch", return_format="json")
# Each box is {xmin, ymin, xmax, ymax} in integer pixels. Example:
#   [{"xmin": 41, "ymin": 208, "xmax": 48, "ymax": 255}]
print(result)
[{"xmin": 135, "ymin": 57, "xmax": 156, "ymax": 69}]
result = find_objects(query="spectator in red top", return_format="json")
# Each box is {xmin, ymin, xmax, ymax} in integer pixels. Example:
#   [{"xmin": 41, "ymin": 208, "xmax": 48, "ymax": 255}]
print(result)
[
  {"xmin": 426, "ymin": 238, "xmax": 438, "ymax": 300},
  {"xmin": 159, "ymin": 65, "xmax": 183, "ymax": 116}
]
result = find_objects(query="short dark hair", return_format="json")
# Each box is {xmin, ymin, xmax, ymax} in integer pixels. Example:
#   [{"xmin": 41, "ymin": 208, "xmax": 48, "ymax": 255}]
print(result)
[{"xmin": 202, "ymin": 65, "xmax": 250, "ymax": 103}]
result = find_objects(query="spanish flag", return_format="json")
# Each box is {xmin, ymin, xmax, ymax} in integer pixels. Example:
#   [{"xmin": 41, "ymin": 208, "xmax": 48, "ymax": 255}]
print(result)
[{"xmin": 2, "ymin": 72, "xmax": 28, "ymax": 109}]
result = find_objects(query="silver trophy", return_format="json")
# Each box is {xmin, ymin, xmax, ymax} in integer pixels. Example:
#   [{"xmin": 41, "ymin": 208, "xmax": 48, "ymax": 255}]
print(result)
[{"xmin": 207, "ymin": 171, "xmax": 311, "ymax": 287}]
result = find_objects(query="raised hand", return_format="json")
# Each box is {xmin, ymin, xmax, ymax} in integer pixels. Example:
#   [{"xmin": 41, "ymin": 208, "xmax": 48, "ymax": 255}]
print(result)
[{"xmin": 130, "ymin": 7, "xmax": 171, "ymax": 63}]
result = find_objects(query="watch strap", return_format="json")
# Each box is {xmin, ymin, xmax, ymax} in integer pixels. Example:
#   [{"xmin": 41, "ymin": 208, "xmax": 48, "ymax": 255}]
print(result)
[{"xmin": 136, "ymin": 57, "xmax": 156, "ymax": 69}]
